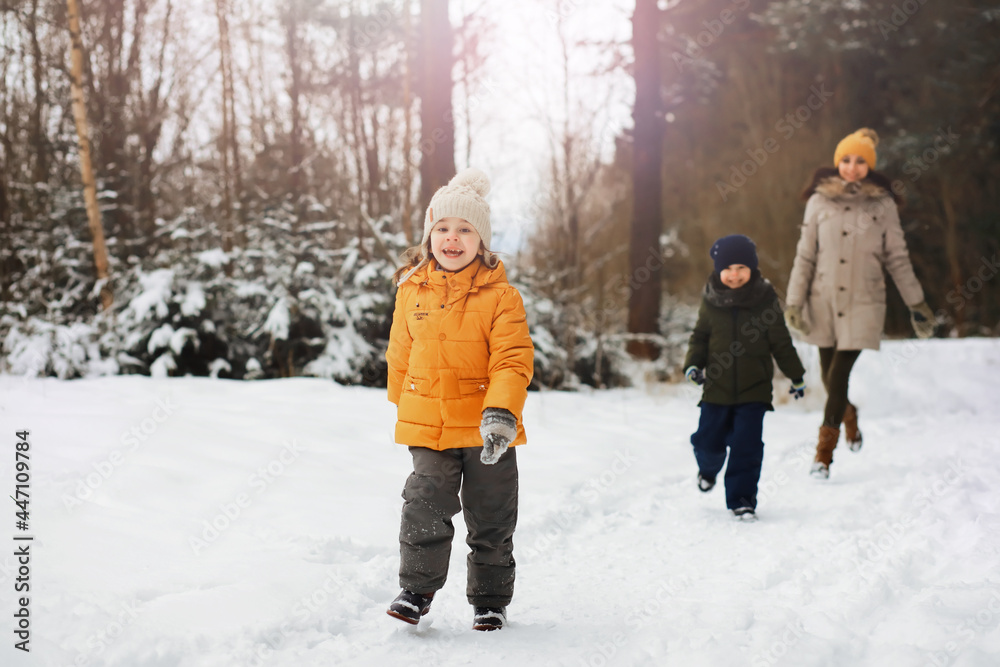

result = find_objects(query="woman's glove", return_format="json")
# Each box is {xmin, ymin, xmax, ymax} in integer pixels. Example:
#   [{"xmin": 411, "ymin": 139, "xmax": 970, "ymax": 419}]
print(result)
[
  {"xmin": 784, "ymin": 305, "xmax": 810, "ymax": 335},
  {"xmin": 480, "ymin": 407, "xmax": 517, "ymax": 465},
  {"xmin": 789, "ymin": 379, "xmax": 806, "ymax": 400},
  {"xmin": 684, "ymin": 366, "xmax": 705, "ymax": 386},
  {"xmin": 909, "ymin": 302, "xmax": 935, "ymax": 339}
]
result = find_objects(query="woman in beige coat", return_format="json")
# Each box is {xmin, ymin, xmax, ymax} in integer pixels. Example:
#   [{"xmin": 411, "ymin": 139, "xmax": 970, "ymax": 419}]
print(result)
[{"xmin": 785, "ymin": 128, "xmax": 935, "ymax": 478}]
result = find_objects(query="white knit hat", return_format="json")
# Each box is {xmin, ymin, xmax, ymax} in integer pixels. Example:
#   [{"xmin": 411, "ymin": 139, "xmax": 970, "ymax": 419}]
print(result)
[{"xmin": 421, "ymin": 168, "xmax": 497, "ymax": 267}]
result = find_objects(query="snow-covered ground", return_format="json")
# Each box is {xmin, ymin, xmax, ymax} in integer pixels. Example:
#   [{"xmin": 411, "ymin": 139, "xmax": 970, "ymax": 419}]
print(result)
[{"xmin": 1, "ymin": 338, "xmax": 998, "ymax": 667}]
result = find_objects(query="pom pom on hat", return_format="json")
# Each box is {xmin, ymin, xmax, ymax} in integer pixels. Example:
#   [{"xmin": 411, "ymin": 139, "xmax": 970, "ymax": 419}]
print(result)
[
  {"xmin": 420, "ymin": 167, "xmax": 495, "ymax": 266},
  {"xmin": 710, "ymin": 234, "xmax": 758, "ymax": 274},
  {"xmin": 449, "ymin": 167, "xmax": 491, "ymax": 198},
  {"xmin": 834, "ymin": 128, "xmax": 879, "ymax": 170}
]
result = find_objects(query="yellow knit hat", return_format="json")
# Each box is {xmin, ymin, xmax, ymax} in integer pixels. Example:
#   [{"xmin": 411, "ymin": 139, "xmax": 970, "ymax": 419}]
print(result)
[{"xmin": 833, "ymin": 128, "xmax": 879, "ymax": 169}]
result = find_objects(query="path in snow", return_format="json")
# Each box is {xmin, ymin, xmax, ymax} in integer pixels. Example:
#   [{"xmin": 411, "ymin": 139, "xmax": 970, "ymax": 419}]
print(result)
[{"xmin": 0, "ymin": 339, "xmax": 998, "ymax": 666}]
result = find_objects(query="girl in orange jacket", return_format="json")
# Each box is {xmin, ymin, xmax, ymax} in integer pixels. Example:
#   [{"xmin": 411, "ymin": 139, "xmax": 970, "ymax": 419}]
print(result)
[{"xmin": 385, "ymin": 168, "xmax": 533, "ymax": 632}]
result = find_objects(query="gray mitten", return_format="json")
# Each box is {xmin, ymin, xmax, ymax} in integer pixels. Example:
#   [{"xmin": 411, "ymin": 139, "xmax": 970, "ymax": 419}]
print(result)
[{"xmin": 480, "ymin": 407, "xmax": 517, "ymax": 465}]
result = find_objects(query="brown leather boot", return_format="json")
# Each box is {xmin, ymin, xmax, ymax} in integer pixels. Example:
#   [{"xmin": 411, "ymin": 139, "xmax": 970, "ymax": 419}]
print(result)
[
  {"xmin": 810, "ymin": 425, "xmax": 841, "ymax": 478},
  {"xmin": 843, "ymin": 403, "xmax": 862, "ymax": 452}
]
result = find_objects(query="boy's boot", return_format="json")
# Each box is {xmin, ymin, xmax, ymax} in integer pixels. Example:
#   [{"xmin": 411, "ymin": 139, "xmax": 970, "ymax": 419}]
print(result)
[
  {"xmin": 473, "ymin": 606, "xmax": 507, "ymax": 631},
  {"xmin": 697, "ymin": 472, "xmax": 716, "ymax": 492},
  {"xmin": 810, "ymin": 425, "xmax": 840, "ymax": 479},
  {"xmin": 387, "ymin": 590, "xmax": 434, "ymax": 625},
  {"xmin": 843, "ymin": 403, "xmax": 863, "ymax": 452},
  {"xmin": 731, "ymin": 507, "xmax": 757, "ymax": 521}
]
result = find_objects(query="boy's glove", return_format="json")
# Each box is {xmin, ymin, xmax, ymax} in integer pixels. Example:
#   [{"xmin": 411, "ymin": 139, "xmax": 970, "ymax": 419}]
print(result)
[
  {"xmin": 684, "ymin": 366, "xmax": 705, "ymax": 386},
  {"xmin": 785, "ymin": 305, "xmax": 809, "ymax": 335},
  {"xmin": 789, "ymin": 379, "xmax": 806, "ymax": 400},
  {"xmin": 480, "ymin": 407, "xmax": 517, "ymax": 465},
  {"xmin": 909, "ymin": 301, "xmax": 935, "ymax": 339}
]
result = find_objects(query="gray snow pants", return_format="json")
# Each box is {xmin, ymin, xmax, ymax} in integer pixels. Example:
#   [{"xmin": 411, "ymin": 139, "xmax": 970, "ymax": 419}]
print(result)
[{"xmin": 398, "ymin": 445, "xmax": 518, "ymax": 607}]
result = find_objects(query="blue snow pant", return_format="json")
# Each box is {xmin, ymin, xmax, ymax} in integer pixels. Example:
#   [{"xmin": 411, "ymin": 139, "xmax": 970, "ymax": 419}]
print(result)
[{"xmin": 691, "ymin": 402, "xmax": 769, "ymax": 510}]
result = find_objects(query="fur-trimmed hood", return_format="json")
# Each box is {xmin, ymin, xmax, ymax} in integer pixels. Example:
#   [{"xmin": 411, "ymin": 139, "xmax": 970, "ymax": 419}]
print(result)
[
  {"xmin": 800, "ymin": 167, "xmax": 902, "ymax": 206},
  {"xmin": 814, "ymin": 176, "xmax": 890, "ymax": 202}
]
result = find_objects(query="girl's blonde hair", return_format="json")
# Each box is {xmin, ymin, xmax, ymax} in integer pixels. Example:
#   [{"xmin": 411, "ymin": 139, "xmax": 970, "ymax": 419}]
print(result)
[
  {"xmin": 392, "ymin": 243, "xmax": 428, "ymax": 283},
  {"xmin": 391, "ymin": 240, "xmax": 496, "ymax": 285}
]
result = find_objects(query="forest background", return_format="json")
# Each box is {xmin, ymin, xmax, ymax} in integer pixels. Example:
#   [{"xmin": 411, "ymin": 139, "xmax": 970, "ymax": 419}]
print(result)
[{"xmin": 1, "ymin": 0, "xmax": 998, "ymax": 388}]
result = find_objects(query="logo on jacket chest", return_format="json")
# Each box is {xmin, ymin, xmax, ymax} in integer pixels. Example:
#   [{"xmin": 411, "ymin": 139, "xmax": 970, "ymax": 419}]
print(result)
[{"xmin": 411, "ymin": 311, "xmax": 430, "ymax": 321}]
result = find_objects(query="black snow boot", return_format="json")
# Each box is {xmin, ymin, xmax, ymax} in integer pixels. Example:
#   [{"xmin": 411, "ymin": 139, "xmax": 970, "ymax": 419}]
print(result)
[
  {"xmin": 697, "ymin": 473, "xmax": 716, "ymax": 492},
  {"xmin": 472, "ymin": 606, "xmax": 507, "ymax": 631},
  {"xmin": 387, "ymin": 590, "xmax": 434, "ymax": 625}
]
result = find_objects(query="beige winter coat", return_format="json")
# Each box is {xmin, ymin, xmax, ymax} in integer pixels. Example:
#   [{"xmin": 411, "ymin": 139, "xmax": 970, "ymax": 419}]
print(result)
[{"xmin": 786, "ymin": 177, "xmax": 925, "ymax": 350}]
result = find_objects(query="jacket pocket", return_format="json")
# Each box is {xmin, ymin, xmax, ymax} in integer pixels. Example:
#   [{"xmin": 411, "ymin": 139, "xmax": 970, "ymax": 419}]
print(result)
[
  {"xmin": 867, "ymin": 278, "xmax": 886, "ymax": 302},
  {"xmin": 406, "ymin": 376, "xmax": 430, "ymax": 395},
  {"xmin": 864, "ymin": 264, "xmax": 886, "ymax": 303},
  {"xmin": 459, "ymin": 378, "xmax": 489, "ymax": 395}
]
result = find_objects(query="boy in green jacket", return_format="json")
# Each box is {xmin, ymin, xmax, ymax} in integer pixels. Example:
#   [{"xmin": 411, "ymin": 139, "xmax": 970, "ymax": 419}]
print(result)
[{"xmin": 683, "ymin": 235, "xmax": 806, "ymax": 521}]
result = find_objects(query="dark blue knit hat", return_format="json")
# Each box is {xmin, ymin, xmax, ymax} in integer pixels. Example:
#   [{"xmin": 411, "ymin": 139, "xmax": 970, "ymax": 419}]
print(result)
[{"xmin": 710, "ymin": 234, "xmax": 758, "ymax": 273}]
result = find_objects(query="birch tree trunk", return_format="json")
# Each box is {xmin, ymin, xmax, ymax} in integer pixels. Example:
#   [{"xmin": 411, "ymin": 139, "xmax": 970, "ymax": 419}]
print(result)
[{"xmin": 66, "ymin": 0, "xmax": 113, "ymax": 310}]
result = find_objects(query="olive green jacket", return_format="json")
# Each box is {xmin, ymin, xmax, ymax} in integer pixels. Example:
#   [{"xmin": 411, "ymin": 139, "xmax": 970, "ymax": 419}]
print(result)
[{"xmin": 684, "ymin": 274, "xmax": 806, "ymax": 408}]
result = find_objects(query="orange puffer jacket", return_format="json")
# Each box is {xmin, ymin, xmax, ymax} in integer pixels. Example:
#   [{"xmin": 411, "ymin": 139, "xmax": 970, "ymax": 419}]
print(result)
[{"xmin": 386, "ymin": 258, "xmax": 533, "ymax": 450}]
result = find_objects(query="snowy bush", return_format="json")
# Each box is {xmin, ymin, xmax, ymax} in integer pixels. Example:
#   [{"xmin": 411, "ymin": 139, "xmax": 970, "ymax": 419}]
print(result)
[
  {"xmin": 518, "ymin": 280, "xmax": 696, "ymax": 389},
  {"xmin": 0, "ymin": 198, "xmax": 694, "ymax": 388},
  {"xmin": 1, "ymin": 205, "xmax": 398, "ymax": 383},
  {"xmin": 2, "ymin": 318, "xmax": 118, "ymax": 379}
]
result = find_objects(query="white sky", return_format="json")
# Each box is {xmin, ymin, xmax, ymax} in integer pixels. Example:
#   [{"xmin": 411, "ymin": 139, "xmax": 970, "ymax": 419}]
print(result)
[{"xmin": 457, "ymin": 0, "xmax": 635, "ymax": 255}]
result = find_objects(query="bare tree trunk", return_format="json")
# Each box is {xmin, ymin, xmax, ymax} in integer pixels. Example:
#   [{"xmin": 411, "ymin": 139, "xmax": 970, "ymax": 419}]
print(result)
[
  {"xmin": 593, "ymin": 264, "xmax": 606, "ymax": 388},
  {"xmin": 418, "ymin": 0, "xmax": 456, "ymax": 210},
  {"xmin": 458, "ymin": 0, "xmax": 472, "ymax": 167},
  {"xmin": 401, "ymin": 0, "xmax": 415, "ymax": 243},
  {"xmin": 67, "ymin": 0, "xmax": 113, "ymax": 310},
  {"xmin": 228, "ymin": 29, "xmax": 245, "ymax": 243},
  {"xmin": 220, "ymin": 0, "xmax": 245, "ymax": 243},
  {"xmin": 284, "ymin": 0, "xmax": 304, "ymax": 220},
  {"xmin": 0, "ymin": 148, "xmax": 9, "ymax": 293},
  {"xmin": 216, "ymin": 0, "xmax": 235, "ymax": 267},
  {"xmin": 240, "ymin": 9, "xmax": 267, "ymax": 164},
  {"xmin": 0, "ymin": 162, "xmax": 8, "ymax": 227},
  {"xmin": 360, "ymin": 45, "xmax": 385, "ymax": 219},
  {"xmin": 366, "ymin": 101, "xmax": 386, "ymax": 217},
  {"xmin": 95, "ymin": 0, "xmax": 143, "ymax": 252},
  {"xmin": 556, "ymin": 7, "xmax": 579, "ymax": 380},
  {"xmin": 28, "ymin": 0, "xmax": 48, "ymax": 194},
  {"xmin": 627, "ymin": 0, "xmax": 664, "ymax": 359},
  {"xmin": 940, "ymin": 176, "xmax": 964, "ymax": 332},
  {"xmin": 136, "ymin": 0, "xmax": 172, "ymax": 252},
  {"xmin": 559, "ymin": 13, "xmax": 578, "ymax": 278},
  {"xmin": 346, "ymin": 7, "xmax": 370, "ymax": 252},
  {"xmin": 0, "ymin": 166, "xmax": 10, "ymax": 302}
]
